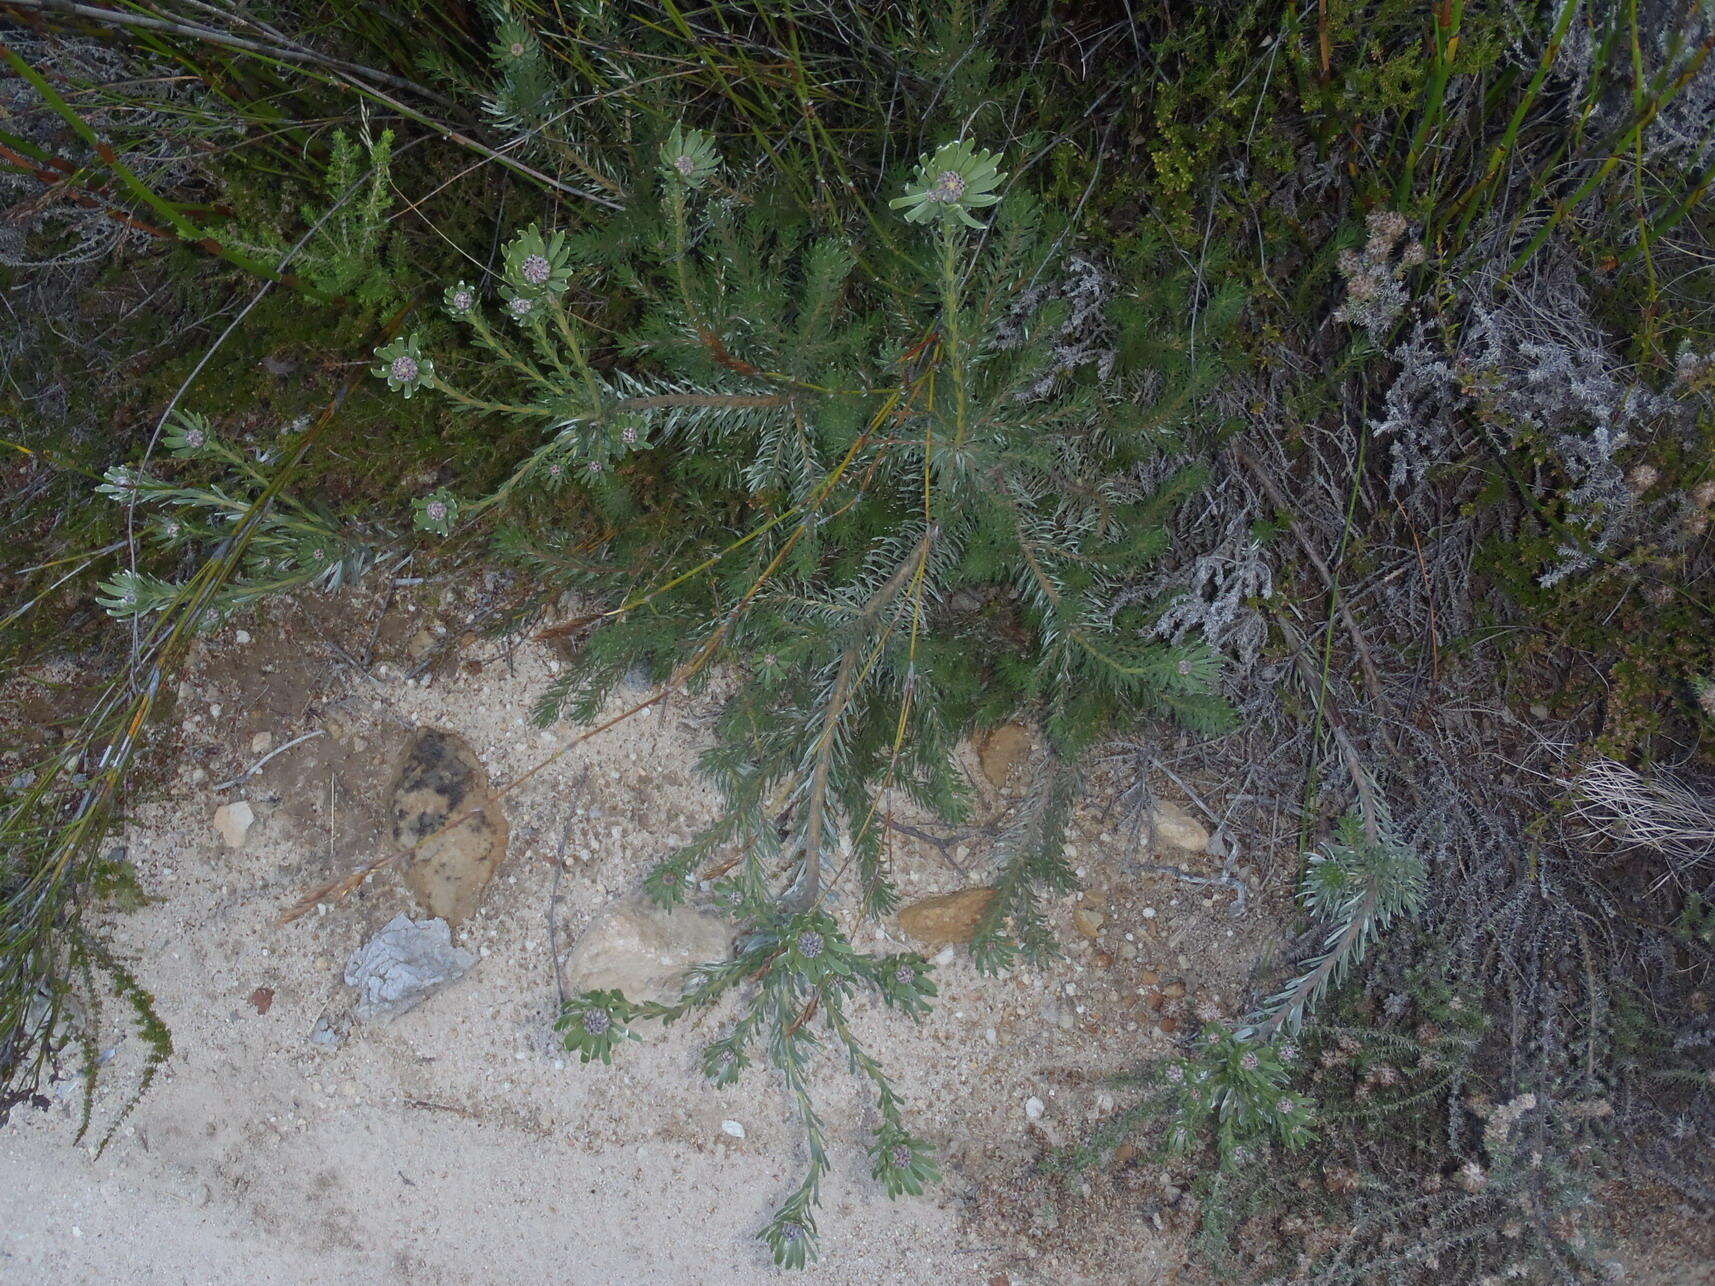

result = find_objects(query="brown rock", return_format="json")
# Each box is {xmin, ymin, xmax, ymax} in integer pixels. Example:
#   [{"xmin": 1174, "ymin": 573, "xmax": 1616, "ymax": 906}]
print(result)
[
  {"xmin": 1072, "ymin": 906, "xmax": 1106, "ymax": 939},
  {"xmin": 390, "ymin": 728, "xmax": 509, "ymax": 923},
  {"xmin": 898, "ymin": 887, "xmax": 998, "ymax": 946},
  {"xmin": 1148, "ymin": 800, "xmax": 1210, "ymax": 854},
  {"xmin": 977, "ymin": 723, "xmax": 1031, "ymax": 788},
  {"xmin": 247, "ymin": 986, "xmax": 275, "ymax": 1015},
  {"xmin": 1162, "ymin": 978, "xmax": 1188, "ymax": 999}
]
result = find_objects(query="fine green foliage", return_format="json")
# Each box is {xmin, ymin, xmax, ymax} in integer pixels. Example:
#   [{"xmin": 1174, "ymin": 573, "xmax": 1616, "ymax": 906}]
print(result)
[
  {"xmin": 376, "ymin": 126, "xmax": 1226, "ymax": 1264},
  {"xmin": 1159, "ymin": 1025, "xmax": 1314, "ymax": 1167},
  {"xmin": 1250, "ymin": 809, "xmax": 1427, "ymax": 1041},
  {"xmin": 5, "ymin": 1, "xmax": 1710, "ymax": 1278},
  {"xmin": 91, "ymin": 412, "xmax": 372, "ymax": 625},
  {"xmin": 221, "ymin": 126, "xmax": 405, "ymax": 306}
]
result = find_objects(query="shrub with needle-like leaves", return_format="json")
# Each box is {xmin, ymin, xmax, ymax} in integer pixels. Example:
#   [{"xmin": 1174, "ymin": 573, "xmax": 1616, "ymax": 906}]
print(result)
[{"xmin": 373, "ymin": 127, "xmax": 1227, "ymax": 1267}]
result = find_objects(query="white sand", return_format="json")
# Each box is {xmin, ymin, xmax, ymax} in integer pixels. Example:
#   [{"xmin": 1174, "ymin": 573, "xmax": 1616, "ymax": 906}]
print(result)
[{"xmin": 2, "ymin": 596, "xmax": 1246, "ymax": 1283}]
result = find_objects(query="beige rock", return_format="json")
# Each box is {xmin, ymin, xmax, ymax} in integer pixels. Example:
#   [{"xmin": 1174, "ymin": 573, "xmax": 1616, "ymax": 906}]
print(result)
[
  {"xmin": 563, "ymin": 895, "xmax": 734, "ymax": 1005},
  {"xmin": 212, "ymin": 801, "xmax": 254, "ymax": 849},
  {"xmin": 978, "ymin": 724, "xmax": 1031, "ymax": 789},
  {"xmin": 1072, "ymin": 907, "xmax": 1105, "ymax": 939},
  {"xmin": 390, "ymin": 728, "xmax": 508, "ymax": 923},
  {"xmin": 898, "ymin": 887, "xmax": 998, "ymax": 946},
  {"xmin": 1148, "ymin": 800, "xmax": 1210, "ymax": 854}
]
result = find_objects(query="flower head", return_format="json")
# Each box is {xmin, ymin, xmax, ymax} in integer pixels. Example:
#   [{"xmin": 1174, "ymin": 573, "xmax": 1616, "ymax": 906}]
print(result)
[
  {"xmin": 503, "ymin": 224, "xmax": 570, "ymax": 297},
  {"xmin": 496, "ymin": 19, "xmax": 535, "ymax": 62},
  {"xmin": 583, "ymin": 1009, "xmax": 611, "ymax": 1036},
  {"xmin": 374, "ymin": 334, "xmax": 433, "ymax": 398},
  {"xmin": 890, "ymin": 140, "xmax": 1005, "ymax": 229},
  {"xmin": 660, "ymin": 125, "xmax": 719, "ymax": 189},
  {"xmin": 413, "ymin": 487, "xmax": 458, "ymax": 537},
  {"xmin": 796, "ymin": 930, "xmax": 824, "ymax": 960},
  {"xmin": 443, "ymin": 280, "xmax": 477, "ymax": 318},
  {"xmin": 297, "ymin": 536, "xmax": 338, "ymax": 570},
  {"xmin": 164, "ymin": 411, "xmax": 218, "ymax": 459}
]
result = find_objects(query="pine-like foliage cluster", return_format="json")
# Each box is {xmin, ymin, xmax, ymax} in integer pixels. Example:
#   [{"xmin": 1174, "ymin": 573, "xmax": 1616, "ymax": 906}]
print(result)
[{"xmin": 374, "ymin": 128, "xmax": 1226, "ymax": 1263}]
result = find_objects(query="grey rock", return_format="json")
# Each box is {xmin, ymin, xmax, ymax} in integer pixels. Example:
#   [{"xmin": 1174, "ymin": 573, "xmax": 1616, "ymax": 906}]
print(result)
[
  {"xmin": 344, "ymin": 914, "xmax": 475, "ymax": 1022},
  {"xmin": 308, "ymin": 1011, "xmax": 348, "ymax": 1048}
]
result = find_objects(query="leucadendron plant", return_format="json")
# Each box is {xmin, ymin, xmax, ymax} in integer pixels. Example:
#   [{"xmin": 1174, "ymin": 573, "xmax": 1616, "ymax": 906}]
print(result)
[{"xmin": 373, "ymin": 130, "xmax": 1228, "ymax": 1267}]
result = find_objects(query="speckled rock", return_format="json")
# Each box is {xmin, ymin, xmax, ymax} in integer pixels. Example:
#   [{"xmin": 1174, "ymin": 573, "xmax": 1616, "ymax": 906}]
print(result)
[{"xmin": 390, "ymin": 728, "xmax": 508, "ymax": 923}]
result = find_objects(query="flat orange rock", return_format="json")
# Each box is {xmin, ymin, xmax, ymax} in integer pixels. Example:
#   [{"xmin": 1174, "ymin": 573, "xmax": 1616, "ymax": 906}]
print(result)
[{"xmin": 897, "ymin": 886, "xmax": 998, "ymax": 946}]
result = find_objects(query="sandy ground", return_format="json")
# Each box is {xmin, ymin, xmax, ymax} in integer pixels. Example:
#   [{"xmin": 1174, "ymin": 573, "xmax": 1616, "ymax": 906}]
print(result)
[{"xmin": 1, "ymin": 585, "xmax": 1278, "ymax": 1284}]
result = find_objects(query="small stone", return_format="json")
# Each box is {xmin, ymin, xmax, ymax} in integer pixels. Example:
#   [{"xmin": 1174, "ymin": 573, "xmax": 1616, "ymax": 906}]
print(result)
[
  {"xmin": 308, "ymin": 1011, "xmax": 347, "ymax": 1049},
  {"xmin": 250, "ymin": 731, "xmax": 273, "ymax": 754},
  {"xmin": 212, "ymin": 801, "xmax": 254, "ymax": 849},
  {"xmin": 977, "ymin": 723, "xmax": 1031, "ymax": 788},
  {"xmin": 234, "ymin": 630, "xmax": 251, "ymax": 645},
  {"xmin": 1024, "ymin": 1095, "xmax": 1046, "ymax": 1121},
  {"xmin": 246, "ymin": 986, "xmax": 275, "ymax": 1015},
  {"xmin": 344, "ymin": 914, "xmax": 475, "ymax": 1022},
  {"xmin": 563, "ymin": 895, "xmax": 733, "ymax": 1006},
  {"xmin": 721, "ymin": 1120, "xmax": 746, "ymax": 1139},
  {"xmin": 898, "ymin": 887, "xmax": 997, "ymax": 946},
  {"xmin": 1072, "ymin": 907, "xmax": 1105, "ymax": 939},
  {"xmin": 1148, "ymin": 800, "xmax": 1210, "ymax": 854}
]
